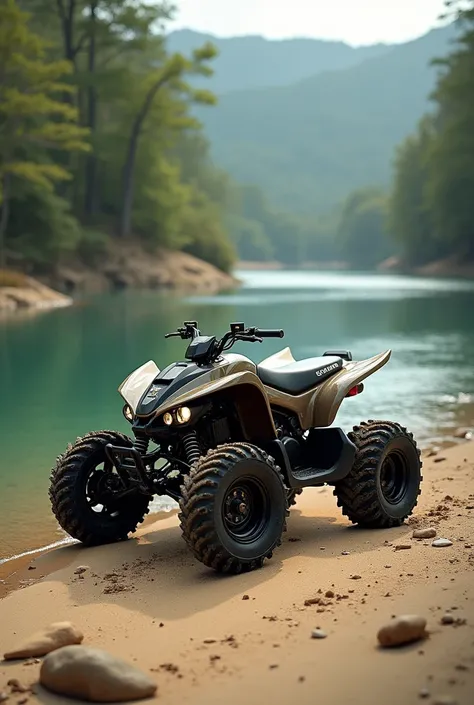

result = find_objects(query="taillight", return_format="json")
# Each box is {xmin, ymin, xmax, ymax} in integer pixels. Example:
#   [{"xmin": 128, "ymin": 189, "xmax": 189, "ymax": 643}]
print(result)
[{"xmin": 346, "ymin": 383, "xmax": 364, "ymax": 397}]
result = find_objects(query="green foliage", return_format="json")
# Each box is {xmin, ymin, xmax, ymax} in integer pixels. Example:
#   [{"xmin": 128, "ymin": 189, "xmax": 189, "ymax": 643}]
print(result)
[
  {"xmin": 389, "ymin": 1, "xmax": 474, "ymax": 265},
  {"xmin": 337, "ymin": 188, "xmax": 392, "ymax": 268},
  {"xmin": 0, "ymin": 0, "xmax": 239, "ymax": 275},
  {"xmin": 7, "ymin": 185, "xmax": 81, "ymax": 266}
]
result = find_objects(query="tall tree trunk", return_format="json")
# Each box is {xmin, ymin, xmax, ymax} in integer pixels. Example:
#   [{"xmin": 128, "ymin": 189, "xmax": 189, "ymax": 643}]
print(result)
[
  {"xmin": 0, "ymin": 173, "xmax": 11, "ymax": 270},
  {"xmin": 119, "ymin": 76, "xmax": 169, "ymax": 238},
  {"xmin": 84, "ymin": 0, "xmax": 98, "ymax": 220},
  {"xmin": 120, "ymin": 122, "xmax": 141, "ymax": 239}
]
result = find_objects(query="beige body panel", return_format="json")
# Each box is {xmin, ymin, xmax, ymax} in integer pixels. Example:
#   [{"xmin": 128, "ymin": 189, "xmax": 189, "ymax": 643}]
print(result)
[
  {"xmin": 119, "ymin": 360, "xmax": 160, "ymax": 413},
  {"xmin": 259, "ymin": 347, "xmax": 296, "ymax": 369},
  {"xmin": 264, "ymin": 350, "xmax": 391, "ymax": 430},
  {"xmin": 132, "ymin": 353, "xmax": 277, "ymax": 441}
]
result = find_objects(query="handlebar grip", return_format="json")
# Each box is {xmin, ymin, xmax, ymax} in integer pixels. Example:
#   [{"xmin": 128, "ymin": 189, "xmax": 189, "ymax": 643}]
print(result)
[{"xmin": 255, "ymin": 329, "xmax": 285, "ymax": 338}]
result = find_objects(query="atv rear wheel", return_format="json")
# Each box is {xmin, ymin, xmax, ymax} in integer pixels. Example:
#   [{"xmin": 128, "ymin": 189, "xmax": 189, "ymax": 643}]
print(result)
[
  {"xmin": 333, "ymin": 420, "xmax": 422, "ymax": 528},
  {"xmin": 49, "ymin": 430, "xmax": 151, "ymax": 546},
  {"xmin": 179, "ymin": 443, "xmax": 288, "ymax": 574}
]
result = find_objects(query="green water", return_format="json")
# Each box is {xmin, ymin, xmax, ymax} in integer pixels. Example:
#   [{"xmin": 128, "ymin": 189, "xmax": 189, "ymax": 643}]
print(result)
[{"xmin": 1, "ymin": 270, "xmax": 474, "ymax": 561}]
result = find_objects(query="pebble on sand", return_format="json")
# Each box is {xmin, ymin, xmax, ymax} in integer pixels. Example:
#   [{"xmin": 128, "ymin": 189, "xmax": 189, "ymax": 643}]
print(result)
[
  {"xmin": 432, "ymin": 696, "xmax": 458, "ymax": 705},
  {"xmin": 4, "ymin": 622, "xmax": 84, "ymax": 660},
  {"xmin": 412, "ymin": 528, "xmax": 437, "ymax": 539},
  {"xmin": 40, "ymin": 645, "xmax": 157, "ymax": 702},
  {"xmin": 395, "ymin": 544, "xmax": 412, "ymax": 551},
  {"xmin": 441, "ymin": 613, "xmax": 455, "ymax": 625},
  {"xmin": 311, "ymin": 629, "xmax": 327, "ymax": 639},
  {"xmin": 74, "ymin": 566, "xmax": 90, "ymax": 575},
  {"xmin": 377, "ymin": 615, "xmax": 428, "ymax": 648},
  {"xmin": 432, "ymin": 539, "xmax": 453, "ymax": 548}
]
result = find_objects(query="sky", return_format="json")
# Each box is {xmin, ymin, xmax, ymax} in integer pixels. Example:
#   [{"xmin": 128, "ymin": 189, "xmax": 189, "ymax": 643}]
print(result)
[{"xmin": 170, "ymin": 0, "xmax": 449, "ymax": 46}]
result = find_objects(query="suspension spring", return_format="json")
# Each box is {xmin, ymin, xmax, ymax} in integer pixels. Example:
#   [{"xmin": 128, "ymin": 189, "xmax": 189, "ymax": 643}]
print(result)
[
  {"xmin": 182, "ymin": 431, "xmax": 201, "ymax": 466},
  {"xmin": 134, "ymin": 436, "xmax": 149, "ymax": 455}
]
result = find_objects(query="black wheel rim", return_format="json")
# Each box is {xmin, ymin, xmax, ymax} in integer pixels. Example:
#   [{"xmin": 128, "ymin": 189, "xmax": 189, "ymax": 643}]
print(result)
[
  {"xmin": 222, "ymin": 476, "xmax": 270, "ymax": 543},
  {"xmin": 85, "ymin": 461, "xmax": 125, "ymax": 517},
  {"xmin": 379, "ymin": 450, "xmax": 409, "ymax": 504}
]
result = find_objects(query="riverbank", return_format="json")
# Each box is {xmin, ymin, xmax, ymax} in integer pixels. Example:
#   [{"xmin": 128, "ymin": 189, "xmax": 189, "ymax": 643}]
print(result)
[
  {"xmin": 1, "ymin": 441, "xmax": 473, "ymax": 705},
  {"xmin": 0, "ymin": 270, "xmax": 71, "ymax": 314},
  {"xmin": 41, "ymin": 245, "xmax": 239, "ymax": 297},
  {"xmin": 0, "ymin": 247, "xmax": 239, "ymax": 314}
]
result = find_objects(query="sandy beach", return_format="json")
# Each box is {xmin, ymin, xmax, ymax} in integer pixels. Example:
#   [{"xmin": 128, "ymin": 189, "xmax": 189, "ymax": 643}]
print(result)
[{"xmin": 1, "ymin": 440, "xmax": 473, "ymax": 705}]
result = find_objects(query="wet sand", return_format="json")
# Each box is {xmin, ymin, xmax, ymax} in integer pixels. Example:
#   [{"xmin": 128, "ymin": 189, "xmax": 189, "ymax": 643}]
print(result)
[{"xmin": 1, "ymin": 442, "xmax": 473, "ymax": 705}]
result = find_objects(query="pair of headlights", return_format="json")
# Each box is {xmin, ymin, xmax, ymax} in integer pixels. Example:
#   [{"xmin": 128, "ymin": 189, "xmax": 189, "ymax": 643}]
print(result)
[
  {"xmin": 163, "ymin": 406, "xmax": 191, "ymax": 426},
  {"xmin": 122, "ymin": 404, "xmax": 192, "ymax": 426}
]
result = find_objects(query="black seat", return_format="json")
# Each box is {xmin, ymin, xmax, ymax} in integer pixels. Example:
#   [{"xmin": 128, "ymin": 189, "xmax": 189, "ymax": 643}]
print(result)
[{"xmin": 257, "ymin": 356, "xmax": 343, "ymax": 395}]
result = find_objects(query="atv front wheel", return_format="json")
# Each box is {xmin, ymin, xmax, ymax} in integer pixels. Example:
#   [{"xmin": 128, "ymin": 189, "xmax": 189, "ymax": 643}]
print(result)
[
  {"xmin": 179, "ymin": 443, "xmax": 288, "ymax": 574},
  {"xmin": 333, "ymin": 420, "xmax": 422, "ymax": 528},
  {"xmin": 49, "ymin": 430, "xmax": 151, "ymax": 546}
]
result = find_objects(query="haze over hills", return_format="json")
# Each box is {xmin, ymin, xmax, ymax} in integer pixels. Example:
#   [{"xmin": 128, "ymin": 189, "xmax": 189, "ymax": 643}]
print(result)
[
  {"xmin": 168, "ymin": 29, "xmax": 392, "ymax": 92},
  {"xmin": 170, "ymin": 25, "xmax": 458, "ymax": 214}
]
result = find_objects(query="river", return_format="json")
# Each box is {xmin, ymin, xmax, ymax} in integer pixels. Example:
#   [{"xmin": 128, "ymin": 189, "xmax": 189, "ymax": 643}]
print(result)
[{"xmin": 1, "ymin": 269, "xmax": 474, "ymax": 562}]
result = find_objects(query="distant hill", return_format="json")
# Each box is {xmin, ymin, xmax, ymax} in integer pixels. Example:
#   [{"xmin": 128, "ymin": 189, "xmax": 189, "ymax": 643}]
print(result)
[
  {"xmin": 185, "ymin": 25, "xmax": 457, "ymax": 214},
  {"xmin": 167, "ymin": 29, "xmax": 392, "ymax": 93}
]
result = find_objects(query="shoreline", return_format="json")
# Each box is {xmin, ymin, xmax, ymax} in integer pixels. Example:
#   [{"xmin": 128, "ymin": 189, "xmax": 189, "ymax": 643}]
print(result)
[
  {"xmin": 1, "ymin": 441, "xmax": 473, "ymax": 705},
  {"xmin": 0, "ymin": 247, "xmax": 240, "ymax": 316},
  {"xmin": 237, "ymin": 257, "xmax": 474, "ymax": 278}
]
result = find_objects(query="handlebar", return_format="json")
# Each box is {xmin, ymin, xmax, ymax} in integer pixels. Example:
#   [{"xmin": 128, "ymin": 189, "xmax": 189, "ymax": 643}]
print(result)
[
  {"xmin": 164, "ymin": 321, "xmax": 285, "ymax": 364},
  {"xmin": 254, "ymin": 328, "xmax": 284, "ymax": 339}
]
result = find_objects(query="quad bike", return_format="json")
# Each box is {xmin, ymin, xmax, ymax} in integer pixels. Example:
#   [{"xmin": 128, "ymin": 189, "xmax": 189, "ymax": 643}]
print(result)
[{"xmin": 49, "ymin": 321, "xmax": 422, "ymax": 574}]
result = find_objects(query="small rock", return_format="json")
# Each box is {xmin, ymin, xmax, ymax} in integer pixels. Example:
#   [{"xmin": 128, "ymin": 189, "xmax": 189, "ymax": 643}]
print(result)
[
  {"xmin": 0, "ymin": 694, "xmax": 8, "ymax": 703},
  {"xmin": 350, "ymin": 575, "xmax": 362, "ymax": 580},
  {"xmin": 441, "ymin": 613, "xmax": 455, "ymax": 625},
  {"xmin": 434, "ymin": 457, "xmax": 447, "ymax": 463},
  {"xmin": 74, "ymin": 566, "xmax": 90, "ymax": 575},
  {"xmin": 6, "ymin": 683, "xmax": 28, "ymax": 695},
  {"xmin": 413, "ymin": 528, "xmax": 437, "ymax": 539},
  {"xmin": 377, "ymin": 615, "xmax": 428, "ymax": 647},
  {"xmin": 341, "ymin": 551, "xmax": 350, "ymax": 555},
  {"xmin": 304, "ymin": 597, "xmax": 321, "ymax": 606},
  {"xmin": 4, "ymin": 622, "xmax": 84, "ymax": 660},
  {"xmin": 203, "ymin": 638, "xmax": 217, "ymax": 644},
  {"xmin": 419, "ymin": 688, "xmax": 430, "ymax": 699},
  {"xmin": 17, "ymin": 698, "xmax": 28, "ymax": 705},
  {"xmin": 325, "ymin": 590, "xmax": 335, "ymax": 598},
  {"xmin": 432, "ymin": 539, "xmax": 453, "ymax": 548},
  {"xmin": 395, "ymin": 544, "xmax": 412, "ymax": 551},
  {"xmin": 242, "ymin": 594, "xmax": 250, "ymax": 601},
  {"xmin": 311, "ymin": 629, "xmax": 327, "ymax": 639},
  {"xmin": 453, "ymin": 427, "xmax": 472, "ymax": 440},
  {"xmin": 40, "ymin": 645, "xmax": 157, "ymax": 702},
  {"xmin": 27, "ymin": 566, "xmax": 36, "ymax": 571}
]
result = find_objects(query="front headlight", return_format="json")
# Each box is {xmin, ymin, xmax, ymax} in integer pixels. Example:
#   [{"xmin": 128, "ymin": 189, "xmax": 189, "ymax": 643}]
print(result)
[
  {"xmin": 123, "ymin": 404, "xmax": 134, "ymax": 422},
  {"xmin": 163, "ymin": 412, "xmax": 173, "ymax": 426},
  {"xmin": 176, "ymin": 406, "xmax": 191, "ymax": 424}
]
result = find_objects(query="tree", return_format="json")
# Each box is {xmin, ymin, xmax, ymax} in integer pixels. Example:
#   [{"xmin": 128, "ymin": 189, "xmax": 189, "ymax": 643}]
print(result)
[
  {"xmin": 119, "ymin": 43, "xmax": 217, "ymax": 238},
  {"xmin": 388, "ymin": 117, "xmax": 446, "ymax": 265},
  {"xmin": 424, "ymin": 0, "xmax": 474, "ymax": 258},
  {"xmin": 0, "ymin": 0, "xmax": 89, "ymax": 267},
  {"xmin": 338, "ymin": 188, "xmax": 392, "ymax": 268}
]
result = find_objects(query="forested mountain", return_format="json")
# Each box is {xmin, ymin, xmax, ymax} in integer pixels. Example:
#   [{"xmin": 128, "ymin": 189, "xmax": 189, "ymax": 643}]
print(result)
[
  {"xmin": 195, "ymin": 25, "xmax": 457, "ymax": 214},
  {"xmin": 167, "ymin": 29, "xmax": 391, "ymax": 93}
]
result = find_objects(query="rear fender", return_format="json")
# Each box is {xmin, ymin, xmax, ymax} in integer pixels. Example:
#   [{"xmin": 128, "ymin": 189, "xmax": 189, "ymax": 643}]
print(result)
[
  {"xmin": 265, "ymin": 350, "xmax": 391, "ymax": 429},
  {"xmin": 156, "ymin": 371, "xmax": 277, "ymax": 441}
]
